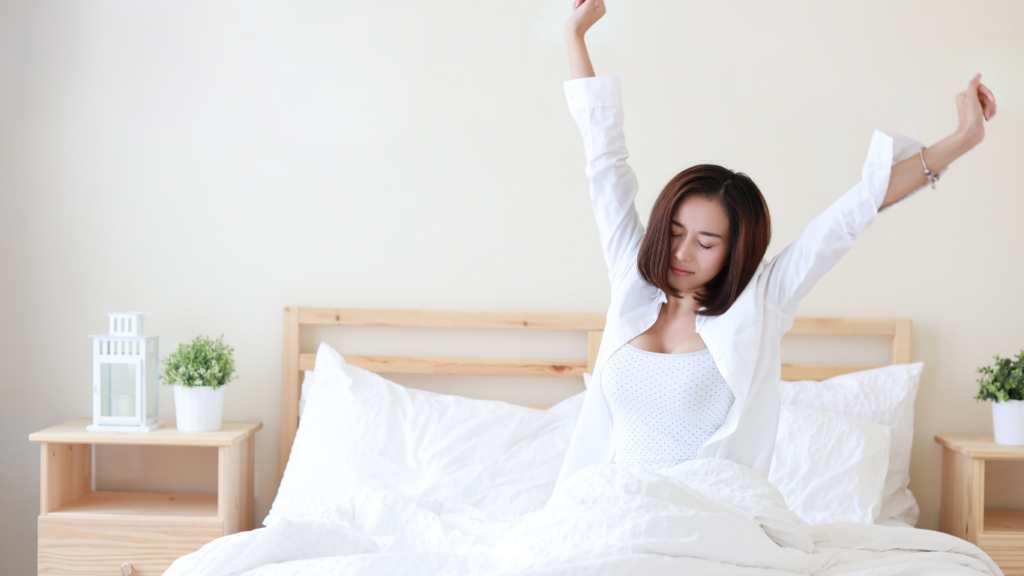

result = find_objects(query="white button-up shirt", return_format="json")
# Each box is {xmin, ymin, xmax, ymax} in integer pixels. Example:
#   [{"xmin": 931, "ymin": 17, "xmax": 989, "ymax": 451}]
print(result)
[{"xmin": 557, "ymin": 76, "xmax": 934, "ymax": 487}]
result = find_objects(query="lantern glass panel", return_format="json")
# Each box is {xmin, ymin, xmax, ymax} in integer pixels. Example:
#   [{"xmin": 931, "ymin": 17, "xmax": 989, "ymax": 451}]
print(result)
[
  {"xmin": 146, "ymin": 358, "xmax": 157, "ymax": 420},
  {"xmin": 100, "ymin": 363, "xmax": 137, "ymax": 418}
]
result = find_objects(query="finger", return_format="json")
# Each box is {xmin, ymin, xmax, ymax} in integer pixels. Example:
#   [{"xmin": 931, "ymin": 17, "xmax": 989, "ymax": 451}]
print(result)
[
  {"xmin": 980, "ymin": 83, "xmax": 996, "ymax": 105},
  {"xmin": 968, "ymin": 72, "xmax": 982, "ymax": 91},
  {"xmin": 977, "ymin": 84, "xmax": 997, "ymax": 120},
  {"xmin": 982, "ymin": 97, "xmax": 997, "ymax": 121}
]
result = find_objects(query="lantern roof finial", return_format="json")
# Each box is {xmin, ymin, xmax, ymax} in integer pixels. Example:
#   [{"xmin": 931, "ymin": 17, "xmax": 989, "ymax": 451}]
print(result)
[{"xmin": 107, "ymin": 312, "xmax": 151, "ymax": 336}]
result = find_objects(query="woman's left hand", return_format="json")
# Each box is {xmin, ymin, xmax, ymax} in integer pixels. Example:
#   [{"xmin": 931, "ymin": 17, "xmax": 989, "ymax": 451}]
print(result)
[
  {"xmin": 956, "ymin": 73, "xmax": 997, "ymax": 149},
  {"xmin": 882, "ymin": 73, "xmax": 997, "ymax": 209}
]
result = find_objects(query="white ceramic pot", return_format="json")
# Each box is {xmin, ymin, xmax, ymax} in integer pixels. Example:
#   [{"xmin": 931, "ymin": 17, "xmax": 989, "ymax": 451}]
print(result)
[
  {"xmin": 174, "ymin": 385, "xmax": 225, "ymax": 432},
  {"xmin": 992, "ymin": 399, "xmax": 1024, "ymax": 446}
]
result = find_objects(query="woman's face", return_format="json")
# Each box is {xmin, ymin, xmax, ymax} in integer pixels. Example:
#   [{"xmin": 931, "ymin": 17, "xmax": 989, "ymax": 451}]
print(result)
[{"xmin": 668, "ymin": 195, "xmax": 731, "ymax": 296}]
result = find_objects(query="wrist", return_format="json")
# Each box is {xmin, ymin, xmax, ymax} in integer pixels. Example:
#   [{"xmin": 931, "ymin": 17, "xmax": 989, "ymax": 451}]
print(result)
[
  {"xmin": 564, "ymin": 26, "xmax": 586, "ymax": 43},
  {"xmin": 952, "ymin": 126, "xmax": 983, "ymax": 152}
]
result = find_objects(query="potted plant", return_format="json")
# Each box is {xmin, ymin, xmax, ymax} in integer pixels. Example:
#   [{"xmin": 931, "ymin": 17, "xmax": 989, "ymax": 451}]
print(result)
[
  {"xmin": 975, "ymin": 349, "xmax": 1024, "ymax": 446},
  {"xmin": 162, "ymin": 334, "xmax": 237, "ymax": 432}
]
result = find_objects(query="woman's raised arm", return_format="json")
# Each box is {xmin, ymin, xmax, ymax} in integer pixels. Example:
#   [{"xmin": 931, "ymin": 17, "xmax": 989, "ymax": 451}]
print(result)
[
  {"xmin": 881, "ymin": 74, "xmax": 996, "ymax": 209},
  {"xmin": 764, "ymin": 74, "xmax": 998, "ymax": 316},
  {"xmin": 565, "ymin": 0, "xmax": 605, "ymax": 79},
  {"xmin": 563, "ymin": 0, "xmax": 645, "ymax": 284}
]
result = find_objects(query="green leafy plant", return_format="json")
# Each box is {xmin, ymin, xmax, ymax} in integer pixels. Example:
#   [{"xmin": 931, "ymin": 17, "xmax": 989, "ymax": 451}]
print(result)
[
  {"xmin": 162, "ymin": 334, "xmax": 237, "ymax": 389},
  {"xmin": 975, "ymin": 349, "xmax": 1024, "ymax": 402}
]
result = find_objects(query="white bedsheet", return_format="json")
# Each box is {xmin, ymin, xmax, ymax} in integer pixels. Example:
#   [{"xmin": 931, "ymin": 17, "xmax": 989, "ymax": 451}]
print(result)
[{"xmin": 166, "ymin": 460, "xmax": 1001, "ymax": 576}]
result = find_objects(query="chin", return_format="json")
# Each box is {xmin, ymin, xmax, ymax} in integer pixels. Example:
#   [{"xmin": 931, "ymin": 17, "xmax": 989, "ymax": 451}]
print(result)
[{"xmin": 667, "ymin": 279, "xmax": 701, "ymax": 295}]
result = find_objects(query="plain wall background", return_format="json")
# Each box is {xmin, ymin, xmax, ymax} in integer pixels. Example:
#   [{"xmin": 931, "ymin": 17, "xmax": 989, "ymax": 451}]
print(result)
[{"xmin": 1, "ymin": 1, "xmax": 1022, "ymax": 573}]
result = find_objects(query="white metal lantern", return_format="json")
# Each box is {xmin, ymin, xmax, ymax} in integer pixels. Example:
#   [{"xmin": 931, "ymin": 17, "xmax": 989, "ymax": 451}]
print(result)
[{"xmin": 87, "ymin": 312, "xmax": 162, "ymax": 431}]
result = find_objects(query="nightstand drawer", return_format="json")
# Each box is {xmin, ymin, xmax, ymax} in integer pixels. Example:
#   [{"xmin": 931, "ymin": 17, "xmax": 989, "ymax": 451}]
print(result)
[
  {"xmin": 38, "ymin": 515, "xmax": 222, "ymax": 575},
  {"xmin": 977, "ymin": 532, "xmax": 1024, "ymax": 576}
]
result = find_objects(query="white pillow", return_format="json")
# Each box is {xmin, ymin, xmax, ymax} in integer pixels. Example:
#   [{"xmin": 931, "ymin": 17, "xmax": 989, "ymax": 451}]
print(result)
[
  {"xmin": 267, "ymin": 343, "xmax": 581, "ymax": 526},
  {"xmin": 299, "ymin": 369, "xmax": 315, "ymax": 417},
  {"xmin": 780, "ymin": 362, "xmax": 923, "ymax": 526},
  {"xmin": 548, "ymin": 390, "xmax": 585, "ymax": 419},
  {"xmin": 769, "ymin": 405, "xmax": 890, "ymax": 525}
]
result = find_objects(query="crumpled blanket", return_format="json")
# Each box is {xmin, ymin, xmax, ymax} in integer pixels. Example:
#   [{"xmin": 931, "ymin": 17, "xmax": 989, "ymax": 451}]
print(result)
[{"xmin": 165, "ymin": 460, "xmax": 1001, "ymax": 576}]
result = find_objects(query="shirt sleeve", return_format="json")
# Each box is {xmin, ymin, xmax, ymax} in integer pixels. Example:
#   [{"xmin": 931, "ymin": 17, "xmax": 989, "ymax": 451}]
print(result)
[
  {"xmin": 764, "ymin": 129, "xmax": 943, "ymax": 317},
  {"xmin": 564, "ymin": 76, "xmax": 646, "ymax": 284}
]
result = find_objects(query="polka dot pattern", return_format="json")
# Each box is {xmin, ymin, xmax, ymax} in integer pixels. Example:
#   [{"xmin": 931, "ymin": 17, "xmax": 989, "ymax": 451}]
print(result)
[{"xmin": 604, "ymin": 343, "xmax": 735, "ymax": 470}]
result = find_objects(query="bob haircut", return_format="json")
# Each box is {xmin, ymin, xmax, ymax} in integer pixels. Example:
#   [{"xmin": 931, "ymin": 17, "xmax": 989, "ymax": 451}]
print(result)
[{"xmin": 637, "ymin": 164, "xmax": 771, "ymax": 316}]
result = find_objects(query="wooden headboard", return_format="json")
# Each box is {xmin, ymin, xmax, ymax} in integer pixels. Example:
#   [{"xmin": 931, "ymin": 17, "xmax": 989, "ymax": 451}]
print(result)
[{"xmin": 279, "ymin": 307, "xmax": 911, "ymax": 476}]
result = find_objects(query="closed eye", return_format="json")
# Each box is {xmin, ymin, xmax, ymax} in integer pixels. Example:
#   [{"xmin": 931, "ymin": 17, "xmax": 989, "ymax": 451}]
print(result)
[{"xmin": 672, "ymin": 233, "xmax": 711, "ymax": 249}]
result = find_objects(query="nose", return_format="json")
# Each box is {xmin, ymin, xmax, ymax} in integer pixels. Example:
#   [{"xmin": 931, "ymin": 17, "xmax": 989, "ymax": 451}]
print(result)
[{"xmin": 674, "ymin": 239, "xmax": 693, "ymax": 263}]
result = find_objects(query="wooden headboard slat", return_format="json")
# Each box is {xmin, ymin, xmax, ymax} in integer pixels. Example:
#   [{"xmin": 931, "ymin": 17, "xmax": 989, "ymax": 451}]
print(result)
[
  {"xmin": 788, "ymin": 317, "xmax": 900, "ymax": 336},
  {"xmin": 781, "ymin": 363, "xmax": 887, "ymax": 381},
  {"xmin": 299, "ymin": 353, "xmax": 588, "ymax": 378},
  {"xmin": 280, "ymin": 307, "xmax": 301, "ymax": 476},
  {"xmin": 297, "ymin": 307, "xmax": 606, "ymax": 331},
  {"xmin": 892, "ymin": 319, "xmax": 913, "ymax": 364},
  {"xmin": 279, "ymin": 308, "xmax": 913, "ymax": 481},
  {"xmin": 587, "ymin": 331, "xmax": 603, "ymax": 374},
  {"xmin": 299, "ymin": 355, "xmax": 888, "ymax": 384}
]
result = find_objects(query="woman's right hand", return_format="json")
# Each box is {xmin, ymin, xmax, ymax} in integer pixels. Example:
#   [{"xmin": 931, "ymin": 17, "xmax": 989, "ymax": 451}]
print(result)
[
  {"xmin": 565, "ymin": 0, "xmax": 605, "ymax": 78},
  {"xmin": 565, "ymin": 0, "xmax": 606, "ymax": 39}
]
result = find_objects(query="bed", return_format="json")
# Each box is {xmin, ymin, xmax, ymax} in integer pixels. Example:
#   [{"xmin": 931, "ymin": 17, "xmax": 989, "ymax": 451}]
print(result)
[{"xmin": 164, "ymin": 308, "xmax": 1003, "ymax": 576}]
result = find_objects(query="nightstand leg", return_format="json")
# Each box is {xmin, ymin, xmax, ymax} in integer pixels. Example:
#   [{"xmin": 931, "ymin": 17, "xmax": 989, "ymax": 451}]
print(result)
[
  {"xmin": 39, "ymin": 442, "xmax": 91, "ymax": 514},
  {"xmin": 217, "ymin": 435, "xmax": 256, "ymax": 535},
  {"xmin": 941, "ymin": 446, "xmax": 985, "ymax": 544},
  {"xmin": 244, "ymin": 433, "xmax": 255, "ymax": 530}
]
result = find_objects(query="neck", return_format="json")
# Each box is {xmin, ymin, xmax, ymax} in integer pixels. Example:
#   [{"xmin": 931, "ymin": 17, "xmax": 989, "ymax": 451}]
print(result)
[{"xmin": 665, "ymin": 290, "xmax": 703, "ymax": 314}]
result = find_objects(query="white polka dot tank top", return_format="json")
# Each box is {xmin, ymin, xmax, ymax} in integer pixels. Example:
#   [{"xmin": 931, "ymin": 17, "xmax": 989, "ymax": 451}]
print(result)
[{"xmin": 603, "ymin": 343, "xmax": 735, "ymax": 470}]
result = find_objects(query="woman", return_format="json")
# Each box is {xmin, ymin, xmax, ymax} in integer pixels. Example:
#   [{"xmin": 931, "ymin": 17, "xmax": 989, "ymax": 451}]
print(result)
[{"xmin": 557, "ymin": 0, "xmax": 997, "ymax": 487}]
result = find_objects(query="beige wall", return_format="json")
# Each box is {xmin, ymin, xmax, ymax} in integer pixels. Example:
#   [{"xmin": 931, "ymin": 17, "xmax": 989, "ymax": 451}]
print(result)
[{"xmin": 2, "ymin": 1, "xmax": 1022, "ymax": 574}]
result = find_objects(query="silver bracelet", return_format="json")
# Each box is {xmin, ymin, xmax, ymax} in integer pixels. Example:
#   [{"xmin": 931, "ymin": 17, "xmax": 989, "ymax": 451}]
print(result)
[{"xmin": 919, "ymin": 147, "xmax": 939, "ymax": 189}]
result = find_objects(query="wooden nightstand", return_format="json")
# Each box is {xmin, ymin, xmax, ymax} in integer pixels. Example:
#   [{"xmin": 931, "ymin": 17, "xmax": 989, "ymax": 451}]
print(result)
[
  {"xmin": 935, "ymin": 435, "xmax": 1024, "ymax": 576},
  {"xmin": 30, "ymin": 418, "xmax": 262, "ymax": 576}
]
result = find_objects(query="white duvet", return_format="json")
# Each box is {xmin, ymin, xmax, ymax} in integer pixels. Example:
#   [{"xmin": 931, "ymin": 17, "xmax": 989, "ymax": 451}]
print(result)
[{"xmin": 166, "ymin": 459, "xmax": 1000, "ymax": 576}]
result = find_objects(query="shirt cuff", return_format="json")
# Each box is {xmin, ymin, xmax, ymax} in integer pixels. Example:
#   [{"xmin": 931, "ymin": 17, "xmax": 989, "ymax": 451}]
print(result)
[
  {"xmin": 862, "ymin": 129, "xmax": 946, "ymax": 212},
  {"xmin": 564, "ymin": 76, "xmax": 623, "ymax": 111}
]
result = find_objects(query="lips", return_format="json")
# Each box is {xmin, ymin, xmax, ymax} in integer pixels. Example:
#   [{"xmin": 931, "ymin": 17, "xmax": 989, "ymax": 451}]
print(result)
[{"xmin": 670, "ymin": 265, "xmax": 694, "ymax": 276}]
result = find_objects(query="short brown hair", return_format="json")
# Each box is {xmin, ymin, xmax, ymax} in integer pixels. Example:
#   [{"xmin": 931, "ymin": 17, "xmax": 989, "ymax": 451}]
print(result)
[{"xmin": 637, "ymin": 164, "xmax": 771, "ymax": 316}]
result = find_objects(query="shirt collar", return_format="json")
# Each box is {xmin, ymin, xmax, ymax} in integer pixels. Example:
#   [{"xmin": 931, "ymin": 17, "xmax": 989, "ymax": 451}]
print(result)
[{"xmin": 645, "ymin": 283, "xmax": 710, "ymax": 327}]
